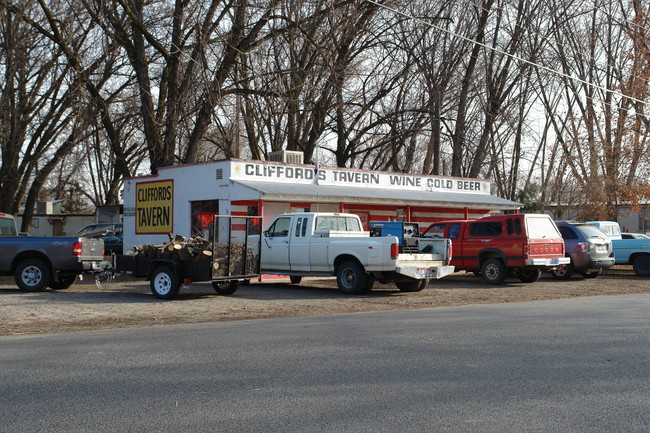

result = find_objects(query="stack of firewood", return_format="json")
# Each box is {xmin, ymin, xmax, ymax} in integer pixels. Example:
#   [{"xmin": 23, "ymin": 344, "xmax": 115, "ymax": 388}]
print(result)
[
  {"xmin": 212, "ymin": 242, "xmax": 257, "ymax": 276},
  {"xmin": 124, "ymin": 234, "xmax": 213, "ymax": 262},
  {"xmin": 124, "ymin": 234, "xmax": 258, "ymax": 276}
]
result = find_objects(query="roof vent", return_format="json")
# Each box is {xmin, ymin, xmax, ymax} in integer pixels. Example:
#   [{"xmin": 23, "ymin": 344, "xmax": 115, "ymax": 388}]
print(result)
[{"xmin": 268, "ymin": 150, "xmax": 304, "ymax": 164}]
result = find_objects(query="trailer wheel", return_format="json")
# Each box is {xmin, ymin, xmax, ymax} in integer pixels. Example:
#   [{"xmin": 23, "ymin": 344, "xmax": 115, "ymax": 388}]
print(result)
[
  {"xmin": 336, "ymin": 260, "xmax": 369, "ymax": 295},
  {"xmin": 49, "ymin": 275, "xmax": 78, "ymax": 290},
  {"xmin": 632, "ymin": 255, "xmax": 650, "ymax": 277},
  {"xmin": 15, "ymin": 258, "xmax": 51, "ymax": 292},
  {"xmin": 212, "ymin": 280, "xmax": 239, "ymax": 295},
  {"xmin": 150, "ymin": 266, "xmax": 179, "ymax": 300},
  {"xmin": 481, "ymin": 258, "xmax": 506, "ymax": 285},
  {"xmin": 396, "ymin": 279, "xmax": 426, "ymax": 292},
  {"xmin": 516, "ymin": 268, "xmax": 541, "ymax": 283},
  {"xmin": 289, "ymin": 276, "xmax": 302, "ymax": 284}
]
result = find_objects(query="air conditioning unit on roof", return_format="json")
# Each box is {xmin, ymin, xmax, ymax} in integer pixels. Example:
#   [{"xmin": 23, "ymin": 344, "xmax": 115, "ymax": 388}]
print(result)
[{"xmin": 268, "ymin": 150, "xmax": 304, "ymax": 164}]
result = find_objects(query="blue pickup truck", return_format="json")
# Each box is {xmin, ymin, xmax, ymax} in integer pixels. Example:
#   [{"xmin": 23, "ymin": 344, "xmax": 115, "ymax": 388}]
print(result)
[
  {"xmin": 587, "ymin": 221, "xmax": 650, "ymax": 277},
  {"xmin": 0, "ymin": 212, "xmax": 106, "ymax": 291}
]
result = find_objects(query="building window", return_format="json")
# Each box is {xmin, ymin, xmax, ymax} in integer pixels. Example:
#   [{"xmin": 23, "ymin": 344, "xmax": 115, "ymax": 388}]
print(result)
[
  {"xmin": 191, "ymin": 200, "xmax": 219, "ymax": 240},
  {"xmin": 247, "ymin": 205, "xmax": 261, "ymax": 235}
]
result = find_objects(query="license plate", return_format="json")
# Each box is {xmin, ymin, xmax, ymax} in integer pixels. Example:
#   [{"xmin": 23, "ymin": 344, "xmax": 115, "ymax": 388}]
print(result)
[
  {"xmin": 550, "ymin": 258, "xmax": 560, "ymax": 265},
  {"xmin": 596, "ymin": 245, "xmax": 607, "ymax": 252}
]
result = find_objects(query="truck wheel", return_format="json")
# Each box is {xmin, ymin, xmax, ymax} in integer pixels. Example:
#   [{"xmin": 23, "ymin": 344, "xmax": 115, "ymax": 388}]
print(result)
[
  {"xmin": 49, "ymin": 275, "xmax": 78, "ymax": 290},
  {"xmin": 516, "ymin": 268, "xmax": 541, "ymax": 283},
  {"xmin": 15, "ymin": 258, "xmax": 51, "ymax": 292},
  {"xmin": 365, "ymin": 273, "xmax": 375, "ymax": 292},
  {"xmin": 580, "ymin": 269, "xmax": 602, "ymax": 278},
  {"xmin": 150, "ymin": 266, "xmax": 180, "ymax": 300},
  {"xmin": 550, "ymin": 263, "xmax": 574, "ymax": 280},
  {"xmin": 336, "ymin": 260, "xmax": 369, "ymax": 295},
  {"xmin": 289, "ymin": 276, "xmax": 303, "ymax": 284},
  {"xmin": 212, "ymin": 280, "xmax": 239, "ymax": 295},
  {"xmin": 481, "ymin": 258, "xmax": 506, "ymax": 285},
  {"xmin": 396, "ymin": 278, "xmax": 428, "ymax": 292},
  {"xmin": 632, "ymin": 255, "xmax": 650, "ymax": 277}
]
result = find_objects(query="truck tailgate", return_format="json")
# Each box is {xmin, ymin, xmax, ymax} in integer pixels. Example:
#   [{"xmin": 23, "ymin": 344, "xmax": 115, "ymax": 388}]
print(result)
[
  {"xmin": 526, "ymin": 239, "xmax": 568, "ymax": 266},
  {"xmin": 395, "ymin": 254, "xmax": 455, "ymax": 279},
  {"xmin": 80, "ymin": 237, "xmax": 105, "ymax": 259}
]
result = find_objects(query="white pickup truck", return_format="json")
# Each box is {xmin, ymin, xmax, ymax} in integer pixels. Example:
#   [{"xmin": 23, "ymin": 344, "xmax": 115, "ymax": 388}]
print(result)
[{"xmin": 260, "ymin": 212, "xmax": 454, "ymax": 294}]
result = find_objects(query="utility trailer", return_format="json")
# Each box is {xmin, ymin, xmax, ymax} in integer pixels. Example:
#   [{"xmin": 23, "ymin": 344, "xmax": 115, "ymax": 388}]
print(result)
[{"xmin": 113, "ymin": 216, "xmax": 261, "ymax": 299}]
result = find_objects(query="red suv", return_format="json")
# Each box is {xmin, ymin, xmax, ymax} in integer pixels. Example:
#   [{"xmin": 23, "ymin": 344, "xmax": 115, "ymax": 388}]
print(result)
[{"xmin": 421, "ymin": 214, "xmax": 569, "ymax": 284}]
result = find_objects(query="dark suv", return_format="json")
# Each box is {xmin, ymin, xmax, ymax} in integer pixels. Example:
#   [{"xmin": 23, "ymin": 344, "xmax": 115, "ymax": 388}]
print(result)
[{"xmin": 551, "ymin": 221, "xmax": 615, "ymax": 279}]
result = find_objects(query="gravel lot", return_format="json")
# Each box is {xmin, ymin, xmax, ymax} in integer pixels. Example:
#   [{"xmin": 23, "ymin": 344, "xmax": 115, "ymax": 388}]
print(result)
[{"xmin": 1, "ymin": 266, "xmax": 648, "ymax": 336}]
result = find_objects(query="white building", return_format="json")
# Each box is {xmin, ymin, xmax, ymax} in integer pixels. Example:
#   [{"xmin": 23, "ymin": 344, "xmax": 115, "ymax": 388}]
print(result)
[{"xmin": 122, "ymin": 159, "xmax": 521, "ymax": 250}]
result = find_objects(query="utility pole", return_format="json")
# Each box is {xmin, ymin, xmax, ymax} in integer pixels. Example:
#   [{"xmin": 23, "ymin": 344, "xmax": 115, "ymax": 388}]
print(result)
[{"xmin": 433, "ymin": 89, "xmax": 441, "ymax": 175}]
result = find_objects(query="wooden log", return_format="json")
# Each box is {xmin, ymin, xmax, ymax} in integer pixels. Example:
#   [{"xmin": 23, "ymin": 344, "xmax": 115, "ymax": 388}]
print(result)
[{"xmin": 177, "ymin": 245, "xmax": 194, "ymax": 262}]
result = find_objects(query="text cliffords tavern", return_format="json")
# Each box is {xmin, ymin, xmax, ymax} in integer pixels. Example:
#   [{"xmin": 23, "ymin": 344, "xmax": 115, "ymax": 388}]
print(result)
[{"xmin": 121, "ymin": 159, "xmax": 521, "ymax": 251}]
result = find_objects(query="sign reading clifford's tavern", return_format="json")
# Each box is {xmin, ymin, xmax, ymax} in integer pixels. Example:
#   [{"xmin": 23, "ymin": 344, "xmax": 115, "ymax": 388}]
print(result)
[
  {"xmin": 231, "ymin": 162, "xmax": 490, "ymax": 194},
  {"xmin": 135, "ymin": 180, "xmax": 173, "ymax": 234}
]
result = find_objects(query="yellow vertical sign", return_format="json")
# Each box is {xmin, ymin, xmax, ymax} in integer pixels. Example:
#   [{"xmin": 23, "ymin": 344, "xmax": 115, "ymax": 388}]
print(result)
[{"xmin": 136, "ymin": 180, "xmax": 173, "ymax": 234}]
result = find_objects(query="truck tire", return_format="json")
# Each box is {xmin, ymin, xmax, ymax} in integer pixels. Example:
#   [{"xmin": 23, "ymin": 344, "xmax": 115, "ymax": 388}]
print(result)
[
  {"xmin": 516, "ymin": 268, "xmax": 541, "ymax": 283},
  {"xmin": 396, "ymin": 278, "xmax": 428, "ymax": 292},
  {"xmin": 49, "ymin": 275, "xmax": 78, "ymax": 290},
  {"xmin": 365, "ymin": 273, "xmax": 375, "ymax": 292},
  {"xmin": 580, "ymin": 269, "xmax": 602, "ymax": 278},
  {"xmin": 289, "ymin": 276, "xmax": 303, "ymax": 284},
  {"xmin": 550, "ymin": 263, "xmax": 574, "ymax": 280},
  {"xmin": 150, "ymin": 266, "xmax": 180, "ymax": 300},
  {"xmin": 481, "ymin": 258, "xmax": 506, "ymax": 285},
  {"xmin": 336, "ymin": 260, "xmax": 369, "ymax": 295},
  {"xmin": 15, "ymin": 258, "xmax": 51, "ymax": 292},
  {"xmin": 212, "ymin": 280, "xmax": 239, "ymax": 295},
  {"xmin": 632, "ymin": 255, "xmax": 650, "ymax": 277}
]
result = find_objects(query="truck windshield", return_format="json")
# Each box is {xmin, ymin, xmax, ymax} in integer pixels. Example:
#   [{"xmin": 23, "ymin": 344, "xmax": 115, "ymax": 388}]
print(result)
[
  {"xmin": 576, "ymin": 224, "xmax": 609, "ymax": 239},
  {"xmin": 526, "ymin": 216, "xmax": 561, "ymax": 239},
  {"xmin": 0, "ymin": 216, "xmax": 17, "ymax": 236},
  {"xmin": 597, "ymin": 224, "xmax": 621, "ymax": 238}
]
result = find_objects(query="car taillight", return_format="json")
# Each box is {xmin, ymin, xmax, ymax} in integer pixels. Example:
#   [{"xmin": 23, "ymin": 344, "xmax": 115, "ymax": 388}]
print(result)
[
  {"xmin": 73, "ymin": 241, "xmax": 83, "ymax": 256},
  {"xmin": 448, "ymin": 240, "xmax": 453, "ymax": 262},
  {"xmin": 578, "ymin": 242, "xmax": 588, "ymax": 253},
  {"xmin": 391, "ymin": 242, "xmax": 399, "ymax": 259},
  {"xmin": 523, "ymin": 244, "xmax": 529, "ymax": 257}
]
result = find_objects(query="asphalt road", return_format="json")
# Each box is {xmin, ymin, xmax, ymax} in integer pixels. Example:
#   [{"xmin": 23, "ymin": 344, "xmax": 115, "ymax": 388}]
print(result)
[{"xmin": 2, "ymin": 295, "xmax": 649, "ymax": 433}]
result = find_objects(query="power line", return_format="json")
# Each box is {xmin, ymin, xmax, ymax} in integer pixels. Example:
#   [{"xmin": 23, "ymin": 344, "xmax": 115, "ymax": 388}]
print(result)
[
  {"xmin": 366, "ymin": 0, "xmax": 649, "ymax": 108},
  {"xmin": 449, "ymin": 0, "xmax": 650, "ymax": 84}
]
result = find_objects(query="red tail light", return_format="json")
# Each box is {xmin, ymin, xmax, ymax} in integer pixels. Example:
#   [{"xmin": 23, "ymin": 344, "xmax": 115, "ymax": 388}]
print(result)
[
  {"xmin": 448, "ymin": 240, "xmax": 453, "ymax": 261},
  {"xmin": 390, "ymin": 242, "xmax": 399, "ymax": 259},
  {"xmin": 523, "ymin": 244, "xmax": 529, "ymax": 257},
  {"xmin": 578, "ymin": 242, "xmax": 588, "ymax": 253},
  {"xmin": 73, "ymin": 241, "xmax": 83, "ymax": 256}
]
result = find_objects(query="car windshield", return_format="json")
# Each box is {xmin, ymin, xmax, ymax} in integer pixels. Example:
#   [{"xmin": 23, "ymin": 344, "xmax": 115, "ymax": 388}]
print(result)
[
  {"xmin": 575, "ymin": 224, "xmax": 609, "ymax": 239},
  {"xmin": 526, "ymin": 216, "xmax": 561, "ymax": 239}
]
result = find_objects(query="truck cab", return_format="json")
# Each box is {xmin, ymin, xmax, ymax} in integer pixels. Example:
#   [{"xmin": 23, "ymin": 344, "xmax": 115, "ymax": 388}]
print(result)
[
  {"xmin": 263, "ymin": 213, "xmax": 365, "ymax": 272},
  {"xmin": 0, "ymin": 213, "xmax": 18, "ymax": 236}
]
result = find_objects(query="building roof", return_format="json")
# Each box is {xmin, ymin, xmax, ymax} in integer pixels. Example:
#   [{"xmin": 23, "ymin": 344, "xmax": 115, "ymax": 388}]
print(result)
[{"xmin": 232, "ymin": 180, "xmax": 521, "ymax": 210}]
